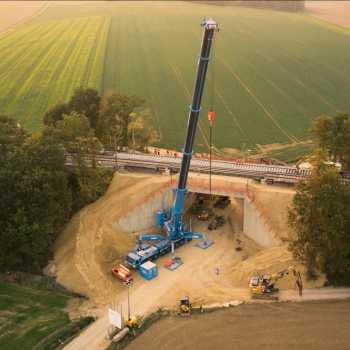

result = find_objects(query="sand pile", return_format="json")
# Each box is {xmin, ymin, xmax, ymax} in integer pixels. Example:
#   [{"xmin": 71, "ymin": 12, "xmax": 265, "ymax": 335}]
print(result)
[{"xmin": 53, "ymin": 172, "xmax": 171, "ymax": 303}]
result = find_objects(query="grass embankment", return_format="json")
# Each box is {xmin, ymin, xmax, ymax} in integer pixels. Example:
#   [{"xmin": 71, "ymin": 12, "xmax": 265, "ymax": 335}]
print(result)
[{"xmin": 0, "ymin": 282, "xmax": 94, "ymax": 350}]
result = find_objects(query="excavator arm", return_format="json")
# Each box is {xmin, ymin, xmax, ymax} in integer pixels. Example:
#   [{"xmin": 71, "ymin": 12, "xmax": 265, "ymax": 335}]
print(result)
[
  {"xmin": 267, "ymin": 266, "xmax": 303, "ymax": 294},
  {"xmin": 250, "ymin": 265, "xmax": 303, "ymax": 299}
]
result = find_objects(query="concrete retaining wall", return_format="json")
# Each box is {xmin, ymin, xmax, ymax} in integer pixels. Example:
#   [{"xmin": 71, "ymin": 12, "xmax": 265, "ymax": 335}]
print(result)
[
  {"xmin": 113, "ymin": 187, "xmax": 196, "ymax": 232},
  {"xmin": 243, "ymin": 197, "xmax": 279, "ymax": 247},
  {"xmin": 113, "ymin": 173, "xmax": 282, "ymax": 247}
]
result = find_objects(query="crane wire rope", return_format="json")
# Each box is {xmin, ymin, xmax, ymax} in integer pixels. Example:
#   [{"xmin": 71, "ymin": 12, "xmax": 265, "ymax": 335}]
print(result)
[{"xmin": 210, "ymin": 30, "xmax": 216, "ymax": 111}]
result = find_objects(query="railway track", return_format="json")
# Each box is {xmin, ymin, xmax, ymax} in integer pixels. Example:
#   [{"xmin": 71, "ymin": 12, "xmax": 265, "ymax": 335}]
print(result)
[
  {"xmin": 67, "ymin": 152, "xmax": 306, "ymax": 182},
  {"xmin": 66, "ymin": 152, "xmax": 350, "ymax": 184}
]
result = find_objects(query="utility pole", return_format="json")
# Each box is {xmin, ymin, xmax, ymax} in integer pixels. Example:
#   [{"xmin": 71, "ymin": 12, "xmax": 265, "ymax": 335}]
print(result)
[
  {"xmin": 241, "ymin": 143, "xmax": 246, "ymax": 162},
  {"xmin": 130, "ymin": 112, "xmax": 136, "ymax": 153},
  {"xmin": 123, "ymin": 280, "xmax": 133, "ymax": 321},
  {"xmin": 114, "ymin": 129, "xmax": 123, "ymax": 171},
  {"xmin": 115, "ymin": 133, "xmax": 117, "ymax": 170},
  {"xmin": 208, "ymin": 110, "xmax": 215, "ymax": 213}
]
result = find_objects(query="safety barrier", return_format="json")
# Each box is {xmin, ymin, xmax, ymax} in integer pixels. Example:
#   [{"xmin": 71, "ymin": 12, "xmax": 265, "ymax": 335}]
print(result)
[{"xmin": 113, "ymin": 179, "xmax": 175, "ymax": 222}]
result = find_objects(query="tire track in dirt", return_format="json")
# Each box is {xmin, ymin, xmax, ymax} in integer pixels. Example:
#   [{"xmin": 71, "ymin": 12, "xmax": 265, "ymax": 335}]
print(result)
[
  {"xmin": 235, "ymin": 52, "xmax": 315, "ymax": 123},
  {"xmin": 242, "ymin": 21, "xmax": 350, "ymax": 106},
  {"xmin": 291, "ymin": 53, "xmax": 350, "ymax": 96},
  {"xmin": 134, "ymin": 18, "xmax": 162, "ymax": 139},
  {"xmin": 188, "ymin": 27, "xmax": 259, "ymax": 157},
  {"xmin": 242, "ymin": 26, "xmax": 341, "ymax": 113},
  {"xmin": 258, "ymin": 50, "xmax": 340, "ymax": 112},
  {"xmin": 152, "ymin": 25, "xmax": 192, "ymax": 142},
  {"xmin": 221, "ymin": 22, "xmax": 311, "ymax": 143},
  {"xmin": 83, "ymin": 17, "xmax": 106, "ymax": 87},
  {"xmin": 114, "ymin": 17, "xmax": 121, "ymax": 92},
  {"xmin": 153, "ymin": 23, "xmax": 212, "ymax": 151},
  {"xmin": 221, "ymin": 57, "xmax": 300, "ymax": 144},
  {"xmin": 205, "ymin": 73, "xmax": 257, "ymax": 153}
]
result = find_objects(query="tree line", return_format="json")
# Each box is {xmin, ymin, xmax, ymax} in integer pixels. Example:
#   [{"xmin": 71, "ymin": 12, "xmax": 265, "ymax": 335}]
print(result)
[
  {"xmin": 43, "ymin": 87, "xmax": 156, "ymax": 152},
  {"xmin": 0, "ymin": 87, "xmax": 155, "ymax": 273},
  {"xmin": 288, "ymin": 112, "xmax": 350, "ymax": 285}
]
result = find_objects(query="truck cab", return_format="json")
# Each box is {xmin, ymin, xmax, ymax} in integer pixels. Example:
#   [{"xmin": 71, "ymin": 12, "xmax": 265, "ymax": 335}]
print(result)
[{"xmin": 111, "ymin": 264, "xmax": 133, "ymax": 282}]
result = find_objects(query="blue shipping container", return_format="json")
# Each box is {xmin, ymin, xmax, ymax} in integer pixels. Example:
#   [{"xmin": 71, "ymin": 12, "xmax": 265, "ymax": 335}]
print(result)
[{"xmin": 140, "ymin": 261, "xmax": 158, "ymax": 281}]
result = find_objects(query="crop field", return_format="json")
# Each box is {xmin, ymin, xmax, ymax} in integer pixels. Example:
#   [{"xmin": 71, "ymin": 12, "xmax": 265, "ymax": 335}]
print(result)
[
  {"xmin": 0, "ymin": 15, "xmax": 109, "ymax": 133},
  {"xmin": 0, "ymin": 282, "xmax": 70, "ymax": 349},
  {"xmin": 1, "ymin": 1, "xmax": 350, "ymax": 160}
]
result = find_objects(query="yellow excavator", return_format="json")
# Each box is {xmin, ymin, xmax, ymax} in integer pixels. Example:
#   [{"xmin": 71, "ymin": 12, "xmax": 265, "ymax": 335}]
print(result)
[
  {"xmin": 249, "ymin": 265, "xmax": 303, "ymax": 300},
  {"xmin": 179, "ymin": 296, "xmax": 204, "ymax": 316},
  {"xmin": 212, "ymin": 195, "xmax": 231, "ymax": 209},
  {"xmin": 193, "ymin": 196, "xmax": 205, "ymax": 212}
]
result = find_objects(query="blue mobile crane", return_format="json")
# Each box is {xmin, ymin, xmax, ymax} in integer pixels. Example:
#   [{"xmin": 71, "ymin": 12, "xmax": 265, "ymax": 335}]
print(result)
[{"xmin": 125, "ymin": 18, "xmax": 218, "ymax": 269}]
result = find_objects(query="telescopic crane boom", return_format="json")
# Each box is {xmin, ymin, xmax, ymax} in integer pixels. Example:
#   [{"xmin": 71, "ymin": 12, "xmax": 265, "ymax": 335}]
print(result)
[
  {"xmin": 164, "ymin": 18, "xmax": 218, "ymax": 241},
  {"xmin": 124, "ymin": 19, "xmax": 218, "ymax": 269}
]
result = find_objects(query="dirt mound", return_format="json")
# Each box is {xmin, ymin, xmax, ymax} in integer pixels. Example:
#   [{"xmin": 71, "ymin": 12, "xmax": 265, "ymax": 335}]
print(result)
[{"xmin": 53, "ymin": 172, "xmax": 170, "ymax": 303}]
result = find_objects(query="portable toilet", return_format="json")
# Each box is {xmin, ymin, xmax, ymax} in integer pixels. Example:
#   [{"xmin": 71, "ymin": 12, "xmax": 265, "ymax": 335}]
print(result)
[{"xmin": 140, "ymin": 261, "xmax": 158, "ymax": 281}]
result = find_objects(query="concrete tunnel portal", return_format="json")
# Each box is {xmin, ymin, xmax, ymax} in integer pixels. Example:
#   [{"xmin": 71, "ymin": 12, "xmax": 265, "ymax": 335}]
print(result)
[
  {"xmin": 187, "ymin": 187, "xmax": 280, "ymax": 247},
  {"xmin": 113, "ymin": 174, "xmax": 282, "ymax": 248}
]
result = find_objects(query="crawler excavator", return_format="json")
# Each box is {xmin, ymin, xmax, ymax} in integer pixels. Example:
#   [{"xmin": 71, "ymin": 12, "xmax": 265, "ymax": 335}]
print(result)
[{"xmin": 249, "ymin": 265, "xmax": 302, "ymax": 300}]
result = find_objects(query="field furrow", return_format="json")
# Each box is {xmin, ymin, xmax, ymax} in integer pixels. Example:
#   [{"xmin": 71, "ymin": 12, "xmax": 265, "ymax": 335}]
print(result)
[
  {"xmin": 0, "ymin": 16, "xmax": 109, "ymax": 131},
  {"xmin": 240, "ymin": 24, "xmax": 342, "ymax": 114},
  {"xmin": 221, "ymin": 57, "xmax": 299, "ymax": 143},
  {"xmin": 134, "ymin": 18, "xmax": 165, "ymax": 140},
  {"xmin": 1, "ymin": 2, "xmax": 350, "ymax": 160}
]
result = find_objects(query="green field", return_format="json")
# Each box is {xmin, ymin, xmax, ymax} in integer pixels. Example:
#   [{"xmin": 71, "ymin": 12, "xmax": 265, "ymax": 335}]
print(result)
[
  {"xmin": 0, "ymin": 282, "xmax": 70, "ymax": 349},
  {"xmin": 1, "ymin": 1, "xmax": 350, "ymax": 160},
  {"xmin": 0, "ymin": 15, "xmax": 109, "ymax": 132}
]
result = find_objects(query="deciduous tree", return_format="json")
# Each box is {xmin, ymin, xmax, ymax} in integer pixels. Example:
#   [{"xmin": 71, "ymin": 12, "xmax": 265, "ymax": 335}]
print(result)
[
  {"xmin": 42, "ymin": 101, "xmax": 70, "ymax": 127},
  {"xmin": 68, "ymin": 87, "xmax": 101, "ymax": 129},
  {"xmin": 310, "ymin": 112, "xmax": 350, "ymax": 169},
  {"xmin": 128, "ymin": 109, "xmax": 157, "ymax": 152},
  {"xmin": 0, "ymin": 115, "xmax": 26, "ymax": 161},
  {"xmin": 0, "ymin": 131, "xmax": 71, "ymax": 272},
  {"xmin": 288, "ymin": 155, "xmax": 350, "ymax": 285},
  {"xmin": 97, "ymin": 91, "xmax": 144, "ymax": 148}
]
